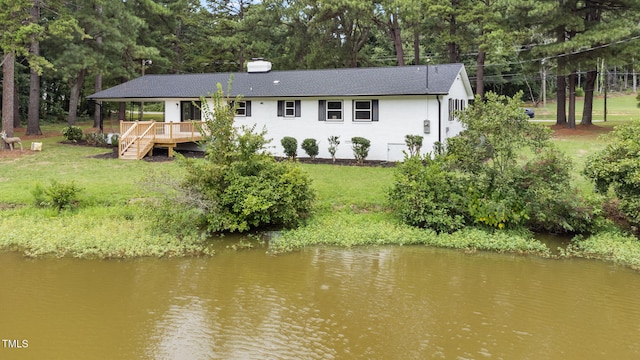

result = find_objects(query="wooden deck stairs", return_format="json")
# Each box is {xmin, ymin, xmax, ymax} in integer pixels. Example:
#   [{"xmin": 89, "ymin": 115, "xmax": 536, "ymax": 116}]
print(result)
[{"xmin": 118, "ymin": 121, "xmax": 205, "ymax": 160}]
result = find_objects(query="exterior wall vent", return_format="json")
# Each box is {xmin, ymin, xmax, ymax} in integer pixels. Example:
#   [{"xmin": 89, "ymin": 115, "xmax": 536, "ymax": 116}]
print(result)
[{"xmin": 247, "ymin": 59, "xmax": 272, "ymax": 73}]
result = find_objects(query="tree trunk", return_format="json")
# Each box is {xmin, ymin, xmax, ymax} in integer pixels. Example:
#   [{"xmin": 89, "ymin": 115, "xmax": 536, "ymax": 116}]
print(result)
[
  {"xmin": 94, "ymin": 73, "xmax": 102, "ymax": 128},
  {"xmin": 568, "ymin": 70, "xmax": 576, "ymax": 128},
  {"xmin": 556, "ymin": 73, "xmax": 567, "ymax": 125},
  {"xmin": 389, "ymin": 14, "xmax": 404, "ymax": 66},
  {"xmin": 119, "ymin": 102, "xmax": 126, "ymax": 121},
  {"xmin": 93, "ymin": 3, "xmax": 103, "ymax": 129},
  {"xmin": 2, "ymin": 52, "xmax": 15, "ymax": 140},
  {"xmin": 27, "ymin": 64, "xmax": 42, "ymax": 135},
  {"xmin": 581, "ymin": 69, "xmax": 597, "ymax": 125},
  {"xmin": 413, "ymin": 28, "xmax": 419, "ymax": 65},
  {"xmin": 13, "ymin": 84, "xmax": 20, "ymax": 128},
  {"xmin": 476, "ymin": 50, "xmax": 486, "ymax": 97},
  {"xmin": 68, "ymin": 69, "xmax": 86, "ymax": 125}
]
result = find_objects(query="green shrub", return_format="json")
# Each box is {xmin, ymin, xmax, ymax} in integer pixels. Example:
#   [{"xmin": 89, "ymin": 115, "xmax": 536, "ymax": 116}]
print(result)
[
  {"xmin": 584, "ymin": 120, "xmax": 640, "ymax": 228},
  {"xmin": 31, "ymin": 183, "xmax": 48, "ymax": 208},
  {"xmin": 520, "ymin": 150, "xmax": 603, "ymax": 233},
  {"xmin": 281, "ymin": 136, "xmax": 298, "ymax": 159},
  {"xmin": 351, "ymin": 136, "xmax": 370, "ymax": 164},
  {"xmin": 388, "ymin": 155, "xmax": 469, "ymax": 232},
  {"xmin": 575, "ymin": 87, "xmax": 585, "ymax": 97},
  {"xmin": 328, "ymin": 135, "xmax": 340, "ymax": 162},
  {"xmin": 110, "ymin": 134, "xmax": 119, "ymax": 147},
  {"xmin": 404, "ymin": 134, "xmax": 423, "ymax": 157},
  {"xmin": 32, "ymin": 180, "xmax": 83, "ymax": 211},
  {"xmin": 173, "ymin": 84, "xmax": 316, "ymax": 234},
  {"xmin": 84, "ymin": 132, "xmax": 108, "ymax": 146},
  {"xmin": 301, "ymin": 138, "xmax": 319, "ymax": 159},
  {"xmin": 61, "ymin": 126, "xmax": 83, "ymax": 142}
]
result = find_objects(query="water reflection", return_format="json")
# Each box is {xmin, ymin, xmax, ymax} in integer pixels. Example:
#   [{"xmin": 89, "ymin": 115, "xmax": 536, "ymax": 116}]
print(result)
[{"xmin": 1, "ymin": 245, "xmax": 640, "ymax": 359}]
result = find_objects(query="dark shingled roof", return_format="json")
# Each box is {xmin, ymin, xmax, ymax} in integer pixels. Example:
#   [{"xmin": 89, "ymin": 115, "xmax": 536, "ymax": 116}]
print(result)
[{"xmin": 88, "ymin": 64, "xmax": 465, "ymax": 100}]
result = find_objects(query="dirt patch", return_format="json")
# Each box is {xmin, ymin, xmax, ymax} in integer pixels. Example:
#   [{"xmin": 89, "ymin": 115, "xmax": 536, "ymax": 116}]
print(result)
[
  {"xmin": 550, "ymin": 124, "xmax": 613, "ymax": 139},
  {"xmin": 0, "ymin": 149, "xmax": 37, "ymax": 159}
]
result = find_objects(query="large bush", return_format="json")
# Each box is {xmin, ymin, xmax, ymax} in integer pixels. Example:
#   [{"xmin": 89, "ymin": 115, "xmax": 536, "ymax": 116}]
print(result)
[
  {"xmin": 388, "ymin": 155, "xmax": 469, "ymax": 233},
  {"xmin": 167, "ymin": 84, "xmax": 315, "ymax": 235},
  {"xmin": 584, "ymin": 121, "xmax": 640, "ymax": 228},
  {"xmin": 390, "ymin": 92, "xmax": 603, "ymax": 234}
]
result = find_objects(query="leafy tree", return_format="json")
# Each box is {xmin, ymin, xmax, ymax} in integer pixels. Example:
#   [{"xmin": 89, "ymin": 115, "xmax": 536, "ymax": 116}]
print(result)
[
  {"xmin": 1, "ymin": 0, "xmax": 42, "ymax": 138},
  {"xmin": 448, "ymin": 92, "xmax": 550, "ymax": 177}
]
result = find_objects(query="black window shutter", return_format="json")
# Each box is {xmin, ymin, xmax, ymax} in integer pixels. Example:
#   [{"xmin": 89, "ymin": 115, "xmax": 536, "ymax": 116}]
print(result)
[
  {"xmin": 295, "ymin": 100, "xmax": 301, "ymax": 117},
  {"xmin": 246, "ymin": 101, "xmax": 252, "ymax": 117},
  {"xmin": 318, "ymin": 100, "xmax": 326, "ymax": 121},
  {"xmin": 372, "ymin": 100, "xmax": 379, "ymax": 121},
  {"xmin": 277, "ymin": 100, "xmax": 284, "ymax": 117}
]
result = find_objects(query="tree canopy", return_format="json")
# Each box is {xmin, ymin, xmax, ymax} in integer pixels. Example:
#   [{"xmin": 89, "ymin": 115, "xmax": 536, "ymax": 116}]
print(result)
[{"xmin": 2, "ymin": 0, "xmax": 640, "ymax": 129}]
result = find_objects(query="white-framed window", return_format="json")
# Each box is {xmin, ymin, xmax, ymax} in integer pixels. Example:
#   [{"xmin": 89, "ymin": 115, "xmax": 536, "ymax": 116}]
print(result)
[
  {"xmin": 278, "ymin": 100, "xmax": 301, "ymax": 117},
  {"xmin": 284, "ymin": 101, "xmax": 295, "ymax": 117},
  {"xmin": 448, "ymin": 98, "xmax": 465, "ymax": 121},
  {"xmin": 236, "ymin": 101, "xmax": 247, "ymax": 116},
  {"xmin": 326, "ymin": 100, "xmax": 343, "ymax": 121},
  {"xmin": 354, "ymin": 100, "xmax": 371, "ymax": 121},
  {"xmin": 232, "ymin": 101, "xmax": 252, "ymax": 117},
  {"xmin": 352, "ymin": 100, "xmax": 379, "ymax": 122}
]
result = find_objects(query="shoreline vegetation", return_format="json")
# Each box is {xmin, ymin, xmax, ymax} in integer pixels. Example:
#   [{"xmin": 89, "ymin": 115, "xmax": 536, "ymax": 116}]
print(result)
[{"xmin": 2, "ymin": 96, "xmax": 640, "ymax": 269}]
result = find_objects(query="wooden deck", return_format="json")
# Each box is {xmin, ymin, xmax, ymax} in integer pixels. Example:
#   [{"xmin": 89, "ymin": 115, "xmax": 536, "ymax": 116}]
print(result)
[{"xmin": 119, "ymin": 121, "xmax": 205, "ymax": 160}]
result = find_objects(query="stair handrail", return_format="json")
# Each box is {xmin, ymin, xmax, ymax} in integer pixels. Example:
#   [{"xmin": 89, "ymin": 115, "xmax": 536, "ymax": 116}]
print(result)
[
  {"xmin": 135, "ymin": 122, "xmax": 157, "ymax": 159},
  {"xmin": 119, "ymin": 122, "xmax": 139, "ymax": 158}
]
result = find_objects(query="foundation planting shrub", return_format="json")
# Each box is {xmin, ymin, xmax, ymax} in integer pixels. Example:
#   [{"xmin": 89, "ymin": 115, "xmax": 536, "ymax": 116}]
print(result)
[
  {"xmin": 301, "ymin": 138, "xmax": 319, "ymax": 159},
  {"xmin": 328, "ymin": 136, "xmax": 340, "ymax": 162},
  {"xmin": 351, "ymin": 137, "xmax": 370, "ymax": 164},
  {"xmin": 281, "ymin": 136, "xmax": 298, "ymax": 159}
]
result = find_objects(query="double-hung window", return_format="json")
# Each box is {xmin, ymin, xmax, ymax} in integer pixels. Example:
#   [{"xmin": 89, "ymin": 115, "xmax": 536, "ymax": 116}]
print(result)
[
  {"xmin": 277, "ymin": 100, "xmax": 301, "ymax": 117},
  {"xmin": 318, "ymin": 100, "xmax": 343, "ymax": 121},
  {"xmin": 327, "ymin": 101, "xmax": 343, "ymax": 121},
  {"xmin": 232, "ymin": 101, "xmax": 252, "ymax": 117},
  {"xmin": 353, "ymin": 100, "xmax": 379, "ymax": 122}
]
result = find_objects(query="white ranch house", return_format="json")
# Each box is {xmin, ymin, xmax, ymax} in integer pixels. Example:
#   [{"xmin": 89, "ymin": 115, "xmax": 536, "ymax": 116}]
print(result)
[{"xmin": 88, "ymin": 60, "xmax": 474, "ymax": 161}]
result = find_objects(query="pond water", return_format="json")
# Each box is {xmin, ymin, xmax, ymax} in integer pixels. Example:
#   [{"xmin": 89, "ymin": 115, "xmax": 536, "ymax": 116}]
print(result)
[{"xmin": 1, "ymin": 242, "xmax": 640, "ymax": 359}]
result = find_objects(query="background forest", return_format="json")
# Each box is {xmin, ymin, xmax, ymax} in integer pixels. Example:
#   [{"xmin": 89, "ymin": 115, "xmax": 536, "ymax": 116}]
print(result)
[{"xmin": 2, "ymin": 0, "xmax": 640, "ymax": 137}]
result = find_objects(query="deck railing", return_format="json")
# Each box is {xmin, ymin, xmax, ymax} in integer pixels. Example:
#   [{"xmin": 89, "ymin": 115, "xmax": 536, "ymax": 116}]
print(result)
[{"xmin": 119, "ymin": 121, "xmax": 206, "ymax": 159}]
